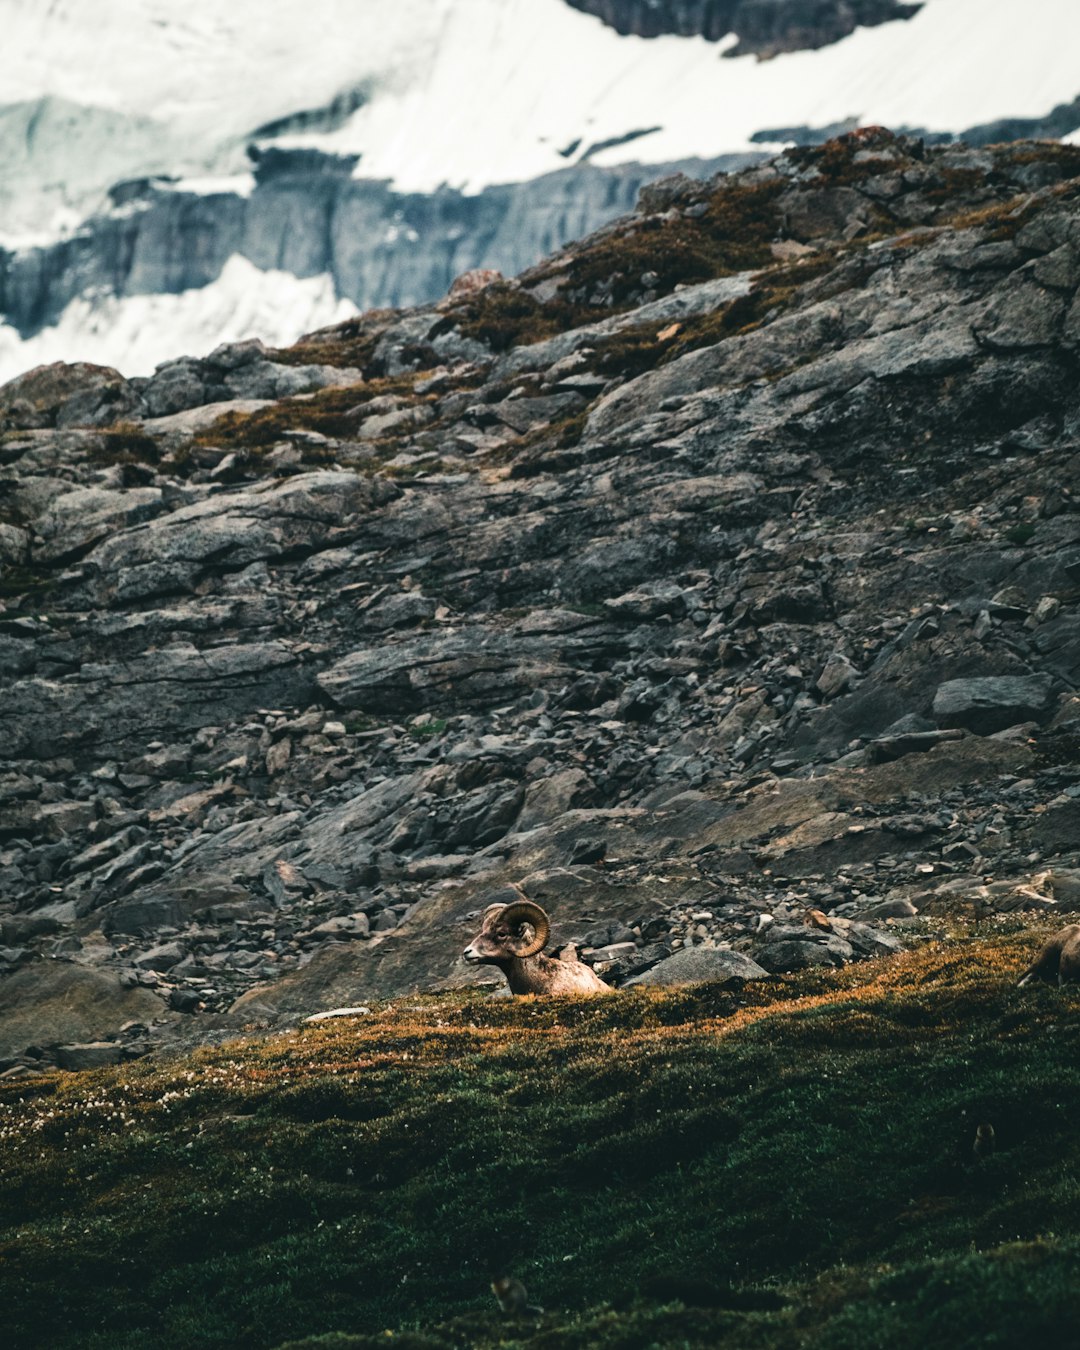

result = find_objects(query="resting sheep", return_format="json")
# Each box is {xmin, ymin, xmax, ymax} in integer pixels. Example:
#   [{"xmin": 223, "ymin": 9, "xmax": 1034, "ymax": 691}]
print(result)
[
  {"xmin": 462, "ymin": 888, "xmax": 612, "ymax": 996},
  {"xmin": 1016, "ymin": 924, "xmax": 1080, "ymax": 987}
]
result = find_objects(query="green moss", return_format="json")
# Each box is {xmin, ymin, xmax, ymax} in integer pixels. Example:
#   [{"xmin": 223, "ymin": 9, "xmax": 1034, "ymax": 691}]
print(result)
[
  {"xmin": 1, "ymin": 936, "xmax": 1078, "ymax": 1350},
  {"xmin": 407, "ymin": 718, "xmax": 448, "ymax": 740},
  {"xmin": 451, "ymin": 284, "xmax": 596, "ymax": 353},
  {"xmin": 88, "ymin": 421, "xmax": 162, "ymax": 467}
]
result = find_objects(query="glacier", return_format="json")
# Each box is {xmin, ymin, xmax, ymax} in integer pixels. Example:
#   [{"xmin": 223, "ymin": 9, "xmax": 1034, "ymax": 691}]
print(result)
[
  {"xmin": 0, "ymin": 256, "xmax": 356, "ymax": 385},
  {"xmin": 4, "ymin": 0, "xmax": 1079, "ymax": 237}
]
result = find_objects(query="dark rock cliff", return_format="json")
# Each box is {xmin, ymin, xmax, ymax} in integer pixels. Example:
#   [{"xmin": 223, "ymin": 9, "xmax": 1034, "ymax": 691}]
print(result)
[
  {"xmin": 1, "ymin": 130, "xmax": 1079, "ymax": 1067},
  {"xmin": 564, "ymin": 0, "xmax": 922, "ymax": 56},
  {"xmin": 0, "ymin": 152, "xmax": 757, "ymax": 340}
]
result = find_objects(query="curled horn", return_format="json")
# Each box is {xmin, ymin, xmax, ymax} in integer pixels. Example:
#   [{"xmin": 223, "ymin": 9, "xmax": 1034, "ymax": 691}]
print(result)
[
  {"xmin": 499, "ymin": 900, "xmax": 550, "ymax": 958},
  {"xmin": 481, "ymin": 902, "xmax": 507, "ymax": 922}
]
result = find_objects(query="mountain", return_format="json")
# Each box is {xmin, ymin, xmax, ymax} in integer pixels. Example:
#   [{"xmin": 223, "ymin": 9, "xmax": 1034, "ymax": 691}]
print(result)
[
  {"xmin": 1, "ymin": 127, "xmax": 1078, "ymax": 1065},
  {"xmin": 1, "ymin": 0, "xmax": 1079, "ymax": 380},
  {"xmin": 566, "ymin": 0, "xmax": 925, "ymax": 55}
]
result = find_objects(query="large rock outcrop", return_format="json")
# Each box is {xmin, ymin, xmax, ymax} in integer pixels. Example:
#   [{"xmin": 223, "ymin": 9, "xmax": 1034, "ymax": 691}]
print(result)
[
  {"xmin": 0, "ymin": 153, "xmax": 753, "ymax": 341},
  {"xmin": 565, "ymin": 0, "xmax": 922, "ymax": 56}
]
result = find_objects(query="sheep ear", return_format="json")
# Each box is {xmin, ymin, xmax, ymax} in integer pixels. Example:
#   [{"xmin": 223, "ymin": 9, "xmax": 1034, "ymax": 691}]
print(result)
[{"xmin": 500, "ymin": 901, "xmax": 550, "ymax": 958}]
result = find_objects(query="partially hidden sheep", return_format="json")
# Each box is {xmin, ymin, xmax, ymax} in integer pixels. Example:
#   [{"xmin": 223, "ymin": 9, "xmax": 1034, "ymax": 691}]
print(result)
[
  {"xmin": 1016, "ymin": 924, "xmax": 1080, "ymax": 987},
  {"xmin": 462, "ymin": 886, "xmax": 612, "ymax": 996}
]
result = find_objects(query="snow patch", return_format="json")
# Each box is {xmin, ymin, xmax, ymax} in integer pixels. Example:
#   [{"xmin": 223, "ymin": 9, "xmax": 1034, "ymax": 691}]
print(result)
[
  {"xmin": 0, "ymin": 256, "xmax": 357, "ymax": 385},
  {"xmin": 166, "ymin": 174, "xmax": 258, "ymax": 198},
  {"xmin": 1, "ymin": 0, "xmax": 1078, "ymax": 229}
]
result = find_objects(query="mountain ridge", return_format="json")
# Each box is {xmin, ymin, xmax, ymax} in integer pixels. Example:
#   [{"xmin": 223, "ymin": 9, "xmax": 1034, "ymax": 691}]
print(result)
[
  {"xmin": 565, "ymin": 0, "xmax": 924, "ymax": 56},
  {"xmin": 2, "ymin": 0, "xmax": 1079, "ymax": 378}
]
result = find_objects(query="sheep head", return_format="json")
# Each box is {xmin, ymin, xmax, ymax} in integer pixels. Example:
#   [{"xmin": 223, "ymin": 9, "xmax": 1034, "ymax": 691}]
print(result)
[{"xmin": 463, "ymin": 891, "xmax": 550, "ymax": 966}]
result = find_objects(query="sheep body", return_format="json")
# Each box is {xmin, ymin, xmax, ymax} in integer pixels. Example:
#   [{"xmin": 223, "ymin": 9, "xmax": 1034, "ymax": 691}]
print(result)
[
  {"xmin": 1017, "ymin": 924, "xmax": 1080, "ymax": 987},
  {"xmin": 491, "ymin": 1276, "xmax": 543, "ymax": 1316},
  {"xmin": 463, "ymin": 891, "xmax": 612, "ymax": 996},
  {"xmin": 972, "ymin": 1123, "xmax": 996, "ymax": 1162}
]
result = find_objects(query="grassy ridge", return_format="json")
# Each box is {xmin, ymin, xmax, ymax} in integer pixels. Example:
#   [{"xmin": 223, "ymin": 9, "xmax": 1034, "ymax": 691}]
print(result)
[{"xmin": 2, "ymin": 932, "xmax": 1080, "ymax": 1349}]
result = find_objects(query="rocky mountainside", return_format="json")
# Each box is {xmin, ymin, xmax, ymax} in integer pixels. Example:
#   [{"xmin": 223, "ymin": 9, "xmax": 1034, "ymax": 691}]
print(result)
[
  {"xmin": 2, "ymin": 129, "xmax": 1080, "ymax": 1072},
  {"xmin": 566, "ymin": 0, "xmax": 923, "ymax": 56}
]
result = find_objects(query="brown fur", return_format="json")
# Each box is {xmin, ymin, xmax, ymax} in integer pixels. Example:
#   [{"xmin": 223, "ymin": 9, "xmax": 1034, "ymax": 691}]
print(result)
[
  {"xmin": 491, "ymin": 1276, "xmax": 542, "ymax": 1316},
  {"xmin": 972, "ymin": 1123, "xmax": 996, "ymax": 1162},
  {"xmin": 1017, "ymin": 924, "xmax": 1080, "ymax": 987}
]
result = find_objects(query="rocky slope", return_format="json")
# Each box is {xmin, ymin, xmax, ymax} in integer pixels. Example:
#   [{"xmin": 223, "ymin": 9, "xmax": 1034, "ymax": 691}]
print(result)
[
  {"xmin": 2, "ymin": 129, "xmax": 1080, "ymax": 1072},
  {"xmin": 0, "ymin": 151, "xmax": 750, "ymax": 361},
  {"xmin": 566, "ymin": 0, "xmax": 923, "ymax": 56}
]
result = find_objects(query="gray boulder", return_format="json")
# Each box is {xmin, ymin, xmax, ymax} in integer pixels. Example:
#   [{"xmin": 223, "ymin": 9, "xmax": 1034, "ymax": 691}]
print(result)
[
  {"xmin": 0, "ymin": 360, "xmax": 138, "ymax": 428},
  {"xmin": 624, "ymin": 946, "xmax": 769, "ymax": 986},
  {"xmin": 317, "ymin": 629, "xmax": 577, "ymax": 715},
  {"xmin": 932, "ymin": 674, "xmax": 1056, "ymax": 733},
  {"xmin": 756, "ymin": 937, "xmax": 854, "ymax": 973},
  {"xmin": 142, "ymin": 359, "xmax": 209, "ymax": 417},
  {"xmin": 57, "ymin": 1042, "xmax": 125, "ymax": 1071}
]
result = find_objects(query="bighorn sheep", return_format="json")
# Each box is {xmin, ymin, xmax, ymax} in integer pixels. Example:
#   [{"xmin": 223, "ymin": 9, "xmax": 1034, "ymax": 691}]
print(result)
[
  {"xmin": 972, "ymin": 1123, "xmax": 996, "ymax": 1162},
  {"xmin": 490, "ymin": 1276, "xmax": 543, "ymax": 1317},
  {"xmin": 1016, "ymin": 924, "xmax": 1080, "ymax": 987},
  {"xmin": 462, "ymin": 888, "xmax": 613, "ymax": 996}
]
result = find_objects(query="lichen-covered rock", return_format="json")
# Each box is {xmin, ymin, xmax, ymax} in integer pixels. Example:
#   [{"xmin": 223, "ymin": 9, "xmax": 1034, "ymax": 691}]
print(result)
[{"xmin": 0, "ymin": 361, "xmax": 140, "ymax": 429}]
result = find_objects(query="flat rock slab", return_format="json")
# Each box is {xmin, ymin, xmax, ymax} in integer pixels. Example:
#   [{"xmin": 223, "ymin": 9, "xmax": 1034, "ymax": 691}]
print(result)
[
  {"xmin": 316, "ymin": 629, "xmax": 577, "ymax": 714},
  {"xmin": 933, "ymin": 674, "xmax": 1056, "ymax": 733},
  {"xmin": 0, "ymin": 964, "xmax": 166, "ymax": 1060},
  {"xmin": 624, "ymin": 946, "xmax": 769, "ymax": 986},
  {"xmin": 230, "ymin": 945, "xmax": 371, "ymax": 1017},
  {"xmin": 142, "ymin": 398, "xmax": 273, "ymax": 434},
  {"xmin": 56, "ymin": 1042, "xmax": 125, "ymax": 1072},
  {"xmin": 2, "ymin": 640, "xmax": 312, "ymax": 758},
  {"xmin": 32, "ymin": 485, "xmax": 163, "ymax": 564},
  {"xmin": 80, "ymin": 470, "xmax": 397, "ymax": 604}
]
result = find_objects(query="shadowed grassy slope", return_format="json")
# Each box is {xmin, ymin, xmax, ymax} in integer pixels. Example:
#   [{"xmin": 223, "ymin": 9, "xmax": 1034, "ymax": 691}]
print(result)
[{"xmin": 2, "ymin": 932, "xmax": 1080, "ymax": 1350}]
